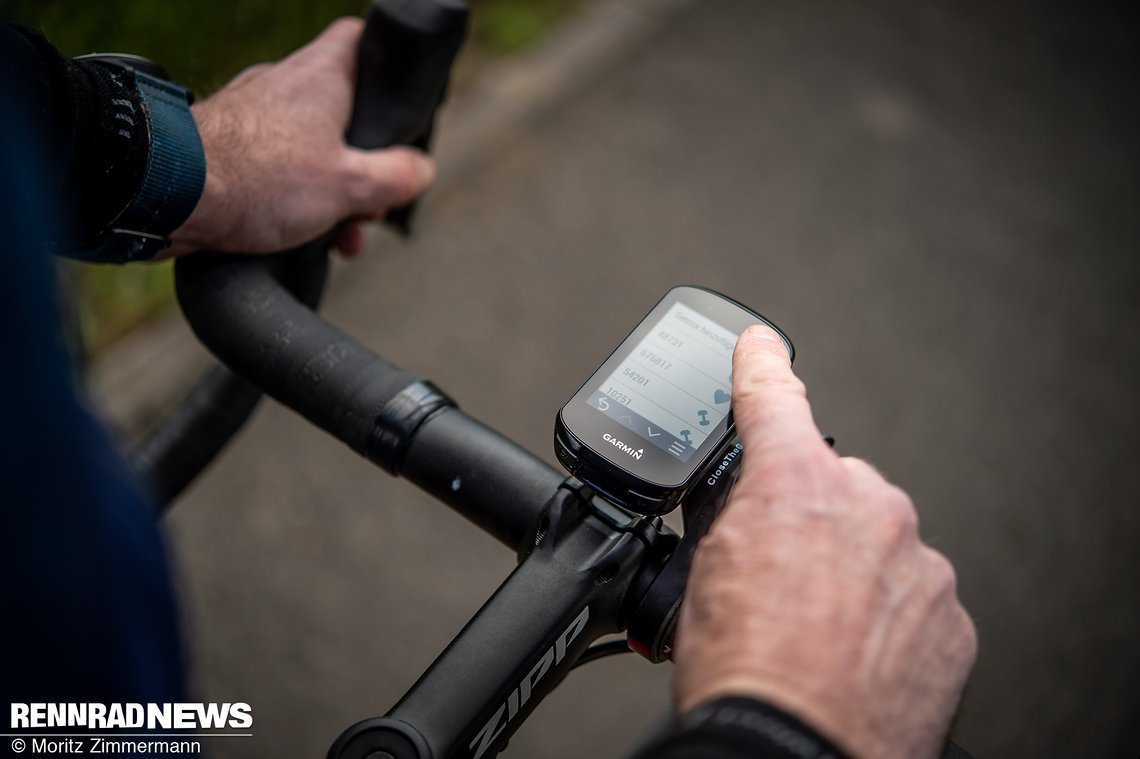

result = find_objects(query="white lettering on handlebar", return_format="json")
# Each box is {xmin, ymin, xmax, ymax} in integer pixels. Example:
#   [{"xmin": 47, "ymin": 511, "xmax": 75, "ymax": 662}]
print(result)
[{"xmin": 468, "ymin": 606, "xmax": 591, "ymax": 759}]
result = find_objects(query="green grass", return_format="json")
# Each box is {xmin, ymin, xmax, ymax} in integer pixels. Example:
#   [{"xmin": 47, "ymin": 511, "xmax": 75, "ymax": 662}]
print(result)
[
  {"xmin": 63, "ymin": 259, "xmax": 176, "ymax": 354},
  {"xmin": 475, "ymin": 0, "xmax": 580, "ymax": 54},
  {"xmin": 10, "ymin": 0, "xmax": 581, "ymax": 354}
]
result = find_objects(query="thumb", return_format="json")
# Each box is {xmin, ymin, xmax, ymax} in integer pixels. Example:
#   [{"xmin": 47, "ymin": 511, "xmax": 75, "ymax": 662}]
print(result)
[
  {"xmin": 731, "ymin": 325, "xmax": 826, "ymax": 464},
  {"xmin": 342, "ymin": 146, "xmax": 436, "ymax": 216}
]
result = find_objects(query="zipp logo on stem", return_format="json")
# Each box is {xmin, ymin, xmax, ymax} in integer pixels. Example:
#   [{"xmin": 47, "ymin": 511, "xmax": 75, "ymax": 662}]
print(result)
[{"xmin": 468, "ymin": 606, "xmax": 591, "ymax": 759}]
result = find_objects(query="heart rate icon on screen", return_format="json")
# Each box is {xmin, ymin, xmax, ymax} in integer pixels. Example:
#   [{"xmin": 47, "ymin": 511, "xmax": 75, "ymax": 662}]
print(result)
[{"xmin": 713, "ymin": 389, "xmax": 730, "ymax": 404}]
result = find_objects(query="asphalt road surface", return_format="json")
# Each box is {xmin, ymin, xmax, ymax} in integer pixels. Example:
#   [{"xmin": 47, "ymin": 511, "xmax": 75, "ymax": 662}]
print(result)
[{"xmin": 167, "ymin": 1, "xmax": 1140, "ymax": 757}]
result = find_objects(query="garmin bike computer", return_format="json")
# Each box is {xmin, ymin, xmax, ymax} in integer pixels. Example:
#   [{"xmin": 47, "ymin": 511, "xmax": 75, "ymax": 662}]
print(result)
[{"xmin": 555, "ymin": 286, "xmax": 793, "ymax": 515}]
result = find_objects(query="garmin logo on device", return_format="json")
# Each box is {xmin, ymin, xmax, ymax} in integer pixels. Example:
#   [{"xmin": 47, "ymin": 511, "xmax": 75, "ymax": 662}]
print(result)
[{"xmin": 602, "ymin": 433, "xmax": 643, "ymax": 460}]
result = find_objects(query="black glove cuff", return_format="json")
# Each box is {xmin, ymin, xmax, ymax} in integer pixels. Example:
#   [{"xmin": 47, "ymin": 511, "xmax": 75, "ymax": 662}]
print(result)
[{"xmin": 632, "ymin": 695, "xmax": 852, "ymax": 759}]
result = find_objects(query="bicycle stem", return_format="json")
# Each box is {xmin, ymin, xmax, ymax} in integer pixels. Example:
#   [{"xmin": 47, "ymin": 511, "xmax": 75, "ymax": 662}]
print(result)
[{"xmin": 328, "ymin": 482, "xmax": 671, "ymax": 759}]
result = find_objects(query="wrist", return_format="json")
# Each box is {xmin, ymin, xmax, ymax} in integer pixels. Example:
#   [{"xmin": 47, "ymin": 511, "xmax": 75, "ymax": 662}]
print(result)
[
  {"xmin": 679, "ymin": 672, "xmax": 853, "ymax": 750},
  {"xmin": 687, "ymin": 695, "xmax": 853, "ymax": 759},
  {"xmin": 165, "ymin": 160, "xmax": 222, "ymax": 256},
  {"xmin": 675, "ymin": 602, "xmax": 871, "ymax": 758},
  {"xmin": 63, "ymin": 62, "xmax": 205, "ymax": 263},
  {"xmin": 633, "ymin": 695, "xmax": 854, "ymax": 759},
  {"xmin": 166, "ymin": 102, "xmax": 235, "ymax": 255}
]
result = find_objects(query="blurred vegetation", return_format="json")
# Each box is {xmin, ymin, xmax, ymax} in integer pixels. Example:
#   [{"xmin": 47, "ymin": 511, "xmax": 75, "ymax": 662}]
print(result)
[{"xmin": 8, "ymin": 0, "xmax": 579, "ymax": 354}]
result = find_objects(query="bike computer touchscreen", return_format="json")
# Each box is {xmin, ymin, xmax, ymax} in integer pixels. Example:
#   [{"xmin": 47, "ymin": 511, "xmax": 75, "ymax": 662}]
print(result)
[{"xmin": 555, "ymin": 286, "xmax": 793, "ymax": 514}]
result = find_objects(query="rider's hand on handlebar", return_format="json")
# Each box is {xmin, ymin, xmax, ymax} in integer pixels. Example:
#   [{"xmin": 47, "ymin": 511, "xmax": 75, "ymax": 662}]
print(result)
[
  {"xmin": 673, "ymin": 326, "xmax": 977, "ymax": 759},
  {"xmin": 167, "ymin": 18, "xmax": 436, "ymax": 257}
]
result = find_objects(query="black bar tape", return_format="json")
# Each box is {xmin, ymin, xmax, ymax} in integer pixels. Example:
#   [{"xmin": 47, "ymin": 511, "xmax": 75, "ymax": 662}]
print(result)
[{"xmin": 176, "ymin": 250, "xmax": 419, "ymax": 464}]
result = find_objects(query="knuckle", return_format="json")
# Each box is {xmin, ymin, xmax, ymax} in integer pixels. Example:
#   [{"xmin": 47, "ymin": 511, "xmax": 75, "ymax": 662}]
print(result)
[
  {"xmin": 734, "ymin": 367, "xmax": 806, "ymax": 403},
  {"xmin": 696, "ymin": 519, "xmax": 749, "ymax": 561},
  {"xmin": 920, "ymin": 548, "xmax": 977, "ymax": 666},
  {"xmin": 957, "ymin": 609, "xmax": 979, "ymax": 664},
  {"xmin": 735, "ymin": 446, "xmax": 845, "ymax": 517},
  {"xmin": 341, "ymin": 156, "xmax": 373, "ymax": 208},
  {"xmin": 836, "ymin": 458, "xmax": 921, "ymax": 540},
  {"xmin": 886, "ymin": 487, "xmax": 919, "ymax": 530},
  {"xmin": 341, "ymin": 151, "xmax": 421, "ymax": 211},
  {"xmin": 343, "ymin": 151, "xmax": 422, "ymax": 207},
  {"xmin": 837, "ymin": 456, "xmax": 882, "ymax": 484},
  {"xmin": 916, "ymin": 544, "xmax": 962, "ymax": 601},
  {"xmin": 389, "ymin": 152, "xmax": 425, "ymax": 199},
  {"xmin": 940, "ymin": 593, "xmax": 979, "ymax": 670},
  {"xmin": 923, "ymin": 547, "xmax": 960, "ymax": 596},
  {"xmin": 839, "ymin": 456, "xmax": 896, "ymax": 495},
  {"xmin": 871, "ymin": 484, "xmax": 918, "ymax": 541},
  {"xmin": 230, "ymin": 62, "xmax": 271, "ymax": 87},
  {"xmin": 731, "ymin": 384, "xmax": 811, "ymax": 442}
]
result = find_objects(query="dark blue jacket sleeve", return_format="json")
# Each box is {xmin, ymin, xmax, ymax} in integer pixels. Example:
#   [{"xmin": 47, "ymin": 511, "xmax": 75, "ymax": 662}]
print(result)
[
  {"xmin": 0, "ymin": 66, "xmax": 187, "ymax": 709},
  {"xmin": 0, "ymin": 23, "xmax": 150, "ymax": 249}
]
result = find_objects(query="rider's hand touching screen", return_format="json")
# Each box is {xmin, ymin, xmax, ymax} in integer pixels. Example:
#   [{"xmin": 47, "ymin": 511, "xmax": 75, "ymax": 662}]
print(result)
[
  {"xmin": 168, "ymin": 18, "xmax": 435, "ymax": 257},
  {"xmin": 673, "ymin": 326, "xmax": 977, "ymax": 759}
]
